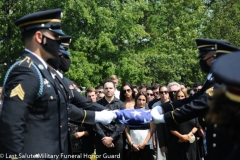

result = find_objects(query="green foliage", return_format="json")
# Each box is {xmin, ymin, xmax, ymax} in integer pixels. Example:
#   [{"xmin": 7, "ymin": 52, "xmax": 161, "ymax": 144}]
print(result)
[
  {"xmin": 202, "ymin": 0, "xmax": 240, "ymax": 46},
  {"xmin": 0, "ymin": 0, "xmax": 239, "ymax": 88}
]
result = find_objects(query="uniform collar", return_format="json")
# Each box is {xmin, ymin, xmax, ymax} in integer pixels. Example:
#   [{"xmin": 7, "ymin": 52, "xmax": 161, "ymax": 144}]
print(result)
[
  {"xmin": 56, "ymin": 70, "xmax": 63, "ymax": 79},
  {"xmin": 24, "ymin": 48, "xmax": 48, "ymax": 69}
]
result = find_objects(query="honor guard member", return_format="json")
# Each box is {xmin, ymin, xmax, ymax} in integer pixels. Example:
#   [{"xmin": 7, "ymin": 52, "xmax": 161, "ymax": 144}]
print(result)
[
  {"xmin": 0, "ymin": 8, "xmax": 114, "ymax": 160},
  {"xmin": 48, "ymin": 37, "xmax": 108, "ymax": 124},
  {"xmin": 151, "ymin": 39, "xmax": 240, "ymax": 159},
  {"xmin": 207, "ymin": 52, "xmax": 240, "ymax": 159},
  {"xmin": 53, "ymin": 42, "xmax": 105, "ymax": 156}
]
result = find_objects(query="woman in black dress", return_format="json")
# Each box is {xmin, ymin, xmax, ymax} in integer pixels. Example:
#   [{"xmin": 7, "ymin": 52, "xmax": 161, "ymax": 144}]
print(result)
[{"xmin": 167, "ymin": 89, "xmax": 200, "ymax": 160}]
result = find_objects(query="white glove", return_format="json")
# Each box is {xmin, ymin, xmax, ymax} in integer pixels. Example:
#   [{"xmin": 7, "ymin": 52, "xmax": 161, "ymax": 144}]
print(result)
[
  {"xmin": 95, "ymin": 110, "xmax": 117, "ymax": 125},
  {"xmin": 151, "ymin": 106, "xmax": 165, "ymax": 124}
]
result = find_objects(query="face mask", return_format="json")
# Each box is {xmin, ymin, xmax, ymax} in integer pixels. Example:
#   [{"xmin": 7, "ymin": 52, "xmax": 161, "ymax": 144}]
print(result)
[
  {"xmin": 199, "ymin": 56, "xmax": 214, "ymax": 73},
  {"xmin": 59, "ymin": 56, "xmax": 71, "ymax": 72},
  {"xmin": 40, "ymin": 34, "xmax": 61, "ymax": 67},
  {"xmin": 47, "ymin": 58, "xmax": 60, "ymax": 70}
]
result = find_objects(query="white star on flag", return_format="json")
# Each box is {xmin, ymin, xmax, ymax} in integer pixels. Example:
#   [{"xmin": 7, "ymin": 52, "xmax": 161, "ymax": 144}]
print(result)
[
  {"xmin": 121, "ymin": 115, "xmax": 130, "ymax": 124},
  {"xmin": 131, "ymin": 110, "xmax": 141, "ymax": 117},
  {"xmin": 140, "ymin": 118, "xmax": 149, "ymax": 125}
]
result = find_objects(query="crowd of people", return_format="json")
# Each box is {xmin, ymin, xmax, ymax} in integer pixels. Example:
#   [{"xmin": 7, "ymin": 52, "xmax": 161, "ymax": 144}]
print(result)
[{"xmin": 71, "ymin": 76, "xmax": 206, "ymax": 160}]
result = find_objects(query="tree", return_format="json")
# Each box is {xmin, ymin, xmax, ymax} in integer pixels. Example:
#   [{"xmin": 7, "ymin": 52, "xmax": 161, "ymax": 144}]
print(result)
[
  {"xmin": 0, "ymin": 0, "xmax": 238, "ymax": 88},
  {"xmin": 202, "ymin": 0, "xmax": 240, "ymax": 46},
  {"xmin": 141, "ymin": 0, "xmax": 210, "ymax": 86}
]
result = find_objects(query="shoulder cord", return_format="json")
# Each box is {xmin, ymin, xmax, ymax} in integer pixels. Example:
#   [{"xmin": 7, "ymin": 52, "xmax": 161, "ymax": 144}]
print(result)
[{"xmin": 3, "ymin": 61, "xmax": 44, "ymax": 99}]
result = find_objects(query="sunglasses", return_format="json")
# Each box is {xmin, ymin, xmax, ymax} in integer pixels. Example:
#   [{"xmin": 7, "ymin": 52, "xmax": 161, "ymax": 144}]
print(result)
[
  {"xmin": 159, "ymin": 91, "xmax": 168, "ymax": 94},
  {"xmin": 123, "ymin": 89, "xmax": 131, "ymax": 94},
  {"xmin": 147, "ymin": 93, "xmax": 154, "ymax": 96},
  {"xmin": 194, "ymin": 89, "xmax": 200, "ymax": 92},
  {"xmin": 153, "ymin": 91, "xmax": 159, "ymax": 95},
  {"xmin": 97, "ymin": 91, "xmax": 103, "ymax": 94}
]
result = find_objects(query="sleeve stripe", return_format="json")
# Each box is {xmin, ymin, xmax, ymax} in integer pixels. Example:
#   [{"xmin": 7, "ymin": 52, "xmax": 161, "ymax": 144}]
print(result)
[
  {"xmin": 171, "ymin": 111, "xmax": 178, "ymax": 125},
  {"xmin": 81, "ymin": 110, "xmax": 87, "ymax": 126},
  {"xmin": 170, "ymin": 103, "xmax": 174, "ymax": 111}
]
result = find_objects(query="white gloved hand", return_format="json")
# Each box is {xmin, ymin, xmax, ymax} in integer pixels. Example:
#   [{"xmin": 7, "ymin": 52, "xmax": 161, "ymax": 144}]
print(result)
[
  {"xmin": 95, "ymin": 110, "xmax": 117, "ymax": 125},
  {"xmin": 151, "ymin": 106, "xmax": 165, "ymax": 124}
]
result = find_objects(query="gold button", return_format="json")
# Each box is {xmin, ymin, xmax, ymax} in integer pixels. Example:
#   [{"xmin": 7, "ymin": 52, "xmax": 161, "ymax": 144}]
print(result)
[
  {"xmin": 213, "ymin": 134, "xmax": 216, "ymax": 137},
  {"xmin": 202, "ymin": 118, "xmax": 205, "ymax": 121},
  {"xmin": 50, "ymin": 96, "xmax": 53, "ymax": 100},
  {"xmin": 213, "ymin": 143, "xmax": 216, "ymax": 147},
  {"xmin": 67, "ymin": 107, "xmax": 69, "ymax": 110},
  {"xmin": 214, "ymin": 124, "xmax": 217, "ymax": 128},
  {"xmin": 60, "ymin": 125, "xmax": 62, "ymax": 128},
  {"xmin": 68, "ymin": 128, "xmax": 70, "ymax": 131},
  {"xmin": 205, "ymin": 127, "xmax": 207, "ymax": 130},
  {"xmin": 68, "ymin": 118, "xmax": 70, "ymax": 120}
]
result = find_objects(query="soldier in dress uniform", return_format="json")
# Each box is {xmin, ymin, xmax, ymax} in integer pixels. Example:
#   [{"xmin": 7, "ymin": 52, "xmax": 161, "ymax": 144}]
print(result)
[
  {"xmin": 151, "ymin": 39, "xmax": 240, "ymax": 160},
  {"xmin": 0, "ymin": 8, "xmax": 114, "ymax": 160},
  {"xmin": 207, "ymin": 52, "xmax": 240, "ymax": 160},
  {"xmin": 50, "ymin": 40, "xmax": 104, "ymax": 158}
]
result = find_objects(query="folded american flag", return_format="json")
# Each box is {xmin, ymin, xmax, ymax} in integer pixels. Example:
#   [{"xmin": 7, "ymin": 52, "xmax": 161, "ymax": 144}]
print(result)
[{"xmin": 114, "ymin": 109, "xmax": 152, "ymax": 127}]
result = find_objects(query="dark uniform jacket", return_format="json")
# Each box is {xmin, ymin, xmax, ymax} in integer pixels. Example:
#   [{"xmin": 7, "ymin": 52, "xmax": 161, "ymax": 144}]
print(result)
[
  {"xmin": 53, "ymin": 72, "xmax": 105, "ymax": 125},
  {"xmin": 161, "ymin": 77, "xmax": 235, "ymax": 160},
  {"xmin": 0, "ymin": 51, "xmax": 101, "ymax": 159},
  {"xmin": 53, "ymin": 72, "xmax": 105, "ymax": 155}
]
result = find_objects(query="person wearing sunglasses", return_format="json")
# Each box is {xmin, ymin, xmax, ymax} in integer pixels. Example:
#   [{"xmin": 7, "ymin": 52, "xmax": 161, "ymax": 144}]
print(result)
[
  {"xmin": 167, "ymin": 82, "xmax": 181, "ymax": 101},
  {"xmin": 148, "ymin": 83, "xmax": 161, "ymax": 109},
  {"xmin": 192, "ymin": 82, "xmax": 203, "ymax": 94},
  {"xmin": 146, "ymin": 87, "xmax": 154, "ymax": 103},
  {"xmin": 120, "ymin": 82, "xmax": 136, "ymax": 109},
  {"xmin": 151, "ymin": 39, "xmax": 240, "ymax": 160},
  {"xmin": 152, "ymin": 85, "xmax": 171, "ymax": 160},
  {"xmin": 119, "ymin": 82, "xmax": 136, "ymax": 159},
  {"xmin": 95, "ymin": 85, "xmax": 104, "ymax": 100}
]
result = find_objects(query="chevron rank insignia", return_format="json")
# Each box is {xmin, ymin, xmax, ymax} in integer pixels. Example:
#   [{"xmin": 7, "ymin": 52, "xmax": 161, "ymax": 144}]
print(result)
[
  {"xmin": 206, "ymin": 87, "xmax": 214, "ymax": 97},
  {"xmin": 10, "ymin": 84, "xmax": 25, "ymax": 101}
]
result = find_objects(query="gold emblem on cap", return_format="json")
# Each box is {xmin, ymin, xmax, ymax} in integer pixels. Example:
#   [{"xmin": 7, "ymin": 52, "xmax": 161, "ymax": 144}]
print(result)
[
  {"xmin": 38, "ymin": 64, "xmax": 44, "ymax": 70},
  {"xmin": 10, "ymin": 84, "xmax": 25, "ymax": 101},
  {"xmin": 41, "ymin": 23, "xmax": 45, "ymax": 27}
]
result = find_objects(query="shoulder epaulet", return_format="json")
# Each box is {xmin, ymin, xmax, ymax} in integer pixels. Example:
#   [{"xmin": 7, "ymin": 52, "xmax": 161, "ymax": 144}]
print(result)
[{"xmin": 3, "ymin": 57, "xmax": 44, "ymax": 99}]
